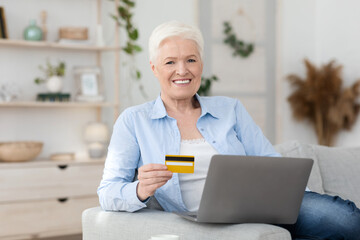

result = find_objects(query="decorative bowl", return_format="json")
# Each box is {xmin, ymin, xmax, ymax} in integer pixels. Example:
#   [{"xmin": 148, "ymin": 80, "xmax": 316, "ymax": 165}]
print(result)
[{"xmin": 0, "ymin": 141, "xmax": 43, "ymax": 162}]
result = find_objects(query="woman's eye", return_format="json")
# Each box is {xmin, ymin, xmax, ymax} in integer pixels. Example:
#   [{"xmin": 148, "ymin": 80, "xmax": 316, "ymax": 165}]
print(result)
[
  {"xmin": 166, "ymin": 61, "xmax": 175, "ymax": 65},
  {"xmin": 188, "ymin": 59, "xmax": 196, "ymax": 63}
]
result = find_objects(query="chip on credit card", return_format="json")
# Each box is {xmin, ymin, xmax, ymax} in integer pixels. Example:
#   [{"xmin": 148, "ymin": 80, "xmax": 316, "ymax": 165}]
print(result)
[{"xmin": 165, "ymin": 155, "xmax": 195, "ymax": 173}]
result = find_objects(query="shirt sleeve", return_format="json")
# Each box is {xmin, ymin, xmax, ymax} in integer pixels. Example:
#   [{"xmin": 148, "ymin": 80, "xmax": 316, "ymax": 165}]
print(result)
[
  {"xmin": 234, "ymin": 100, "xmax": 281, "ymax": 157},
  {"xmin": 97, "ymin": 109, "xmax": 147, "ymax": 212}
]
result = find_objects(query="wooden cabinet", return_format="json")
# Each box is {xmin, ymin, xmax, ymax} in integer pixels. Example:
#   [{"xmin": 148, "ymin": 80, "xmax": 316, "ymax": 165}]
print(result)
[{"xmin": 0, "ymin": 159, "xmax": 104, "ymax": 239}]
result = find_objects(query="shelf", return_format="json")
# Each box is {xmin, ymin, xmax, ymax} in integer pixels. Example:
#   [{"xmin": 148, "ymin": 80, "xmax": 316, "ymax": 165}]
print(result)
[
  {"xmin": 0, "ymin": 158, "xmax": 105, "ymax": 169},
  {"xmin": 0, "ymin": 101, "xmax": 117, "ymax": 108},
  {"xmin": 0, "ymin": 39, "xmax": 121, "ymax": 52}
]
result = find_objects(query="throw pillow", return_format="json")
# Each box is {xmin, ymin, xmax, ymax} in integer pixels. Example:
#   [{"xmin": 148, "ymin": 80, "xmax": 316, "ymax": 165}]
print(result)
[
  {"xmin": 275, "ymin": 141, "xmax": 324, "ymax": 194},
  {"xmin": 312, "ymin": 144, "xmax": 360, "ymax": 207}
]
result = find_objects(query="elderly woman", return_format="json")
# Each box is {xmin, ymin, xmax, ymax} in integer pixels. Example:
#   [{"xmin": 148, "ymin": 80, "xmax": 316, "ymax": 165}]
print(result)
[{"xmin": 98, "ymin": 21, "xmax": 360, "ymax": 240}]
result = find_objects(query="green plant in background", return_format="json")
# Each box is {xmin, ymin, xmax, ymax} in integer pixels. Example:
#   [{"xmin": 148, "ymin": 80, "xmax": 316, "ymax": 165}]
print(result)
[
  {"xmin": 198, "ymin": 75, "xmax": 219, "ymax": 96},
  {"xmin": 223, "ymin": 21, "xmax": 254, "ymax": 58},
  {"xmin": 110, "ymin": 0, "xmax": 142, "ymax": 62},
  {"xmin": 110, "ymin": 0, "xmax": 147, "ymax": 97},
  {"xmin": 34, "ymin": 60, "xmax": 66, "ymax": 84}
]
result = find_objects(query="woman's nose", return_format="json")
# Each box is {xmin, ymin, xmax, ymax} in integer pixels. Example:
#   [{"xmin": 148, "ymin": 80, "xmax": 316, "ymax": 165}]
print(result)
[{"xmin": 176, "ymin": 62, "xmax": 188, "ymax": 76}]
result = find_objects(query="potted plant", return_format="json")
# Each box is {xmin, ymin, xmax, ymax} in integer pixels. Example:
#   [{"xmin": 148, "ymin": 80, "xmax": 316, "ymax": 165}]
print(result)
[{"xmin": 34, "ymin": 60, "xmax": 66, "ymax": 93}]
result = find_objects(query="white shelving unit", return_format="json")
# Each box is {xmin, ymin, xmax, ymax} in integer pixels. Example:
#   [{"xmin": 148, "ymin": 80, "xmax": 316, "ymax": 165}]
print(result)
[
  {"xmin": 0, "ymin": 0, "xmax": 120, "ymax": 238},
  {"xmin": 0, "ymin": 0, "xmax": 121, "ymax": 121}
]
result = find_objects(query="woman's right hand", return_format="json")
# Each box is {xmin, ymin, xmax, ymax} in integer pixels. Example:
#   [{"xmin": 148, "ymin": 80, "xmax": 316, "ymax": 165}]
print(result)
[{"xmin": 136, "ymin": 163, "xmax": 173, "ymax": 201}]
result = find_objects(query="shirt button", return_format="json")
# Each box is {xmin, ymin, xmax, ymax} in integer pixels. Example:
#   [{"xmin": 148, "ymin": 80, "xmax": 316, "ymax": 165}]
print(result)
[
  {"xmin": 200, "ymin": 128, "xmax": 204, "ymax": 131},
  {"xmin": 212, "ymin": 140, "xmax": 216, "ymax": 144}
]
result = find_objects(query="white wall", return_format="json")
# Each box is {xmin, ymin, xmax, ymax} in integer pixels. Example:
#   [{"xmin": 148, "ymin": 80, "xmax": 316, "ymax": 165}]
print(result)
[
  {"xmin": 105, "ymin": 0, "xmax": 199, "ymax": 109},
  {"xmin": 4, "ymin": 0, "xmax": 358, "ymax": 157},
  {"xmin": 199, "ymin": 0, "xmax": 277, "ymax": 143},
  {"xmin": 277, "ymin": 0, "xmax": 360, "ymax": 146},
  {"xmin": 0, "ymin": 0, "xmax": 198, "ymax": 158}
]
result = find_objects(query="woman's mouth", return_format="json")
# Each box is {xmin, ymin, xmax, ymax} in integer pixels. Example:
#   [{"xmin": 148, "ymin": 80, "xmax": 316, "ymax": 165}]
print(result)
[{"xmin": 172, "ymin": 79, "xmax": 191, "ymax": 85}]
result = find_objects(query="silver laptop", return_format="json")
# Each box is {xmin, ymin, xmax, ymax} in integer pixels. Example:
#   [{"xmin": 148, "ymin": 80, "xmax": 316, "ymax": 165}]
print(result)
[{"xmin": 174, "ymin": 155, "xmax": 313, "ymax": 224}]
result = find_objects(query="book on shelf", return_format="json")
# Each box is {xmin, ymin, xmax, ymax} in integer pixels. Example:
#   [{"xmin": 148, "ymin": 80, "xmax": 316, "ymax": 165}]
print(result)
[
  {"xmin": 36, "ymin": 93, "xmax": 71, "ymax": 102},
  {"xmin": 0, "ymin": 7, "xmax": 8, "ymax": 39}
]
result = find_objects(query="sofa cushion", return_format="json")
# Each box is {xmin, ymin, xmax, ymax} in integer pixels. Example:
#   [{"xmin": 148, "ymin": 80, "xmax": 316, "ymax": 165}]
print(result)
[
  {"xmin": 311, "ymin": 144, "xmax": 360, "ymax": 207},
  {"xmin": 82, "ymin": 207, "xmax": 291, "ymax": 240},
  {"xmin": 275, "ymin": 141, "xmax": 324, "ymax": 194}
]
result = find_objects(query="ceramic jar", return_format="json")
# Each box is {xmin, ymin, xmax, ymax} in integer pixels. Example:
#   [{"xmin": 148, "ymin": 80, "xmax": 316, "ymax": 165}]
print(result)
[
  {"xmin": 46, "ymin": 76, "xmax": 63, "ymax": 93},
  {"xmin": 24, "ymin": 20, "xmax": 43, "ymax": 41}
]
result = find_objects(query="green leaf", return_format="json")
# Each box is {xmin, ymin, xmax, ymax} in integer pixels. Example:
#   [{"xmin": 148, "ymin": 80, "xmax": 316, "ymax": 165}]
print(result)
[
  {"xmin": 129, "ymin": 29, "xmax": 138, "ymax": 40},
  {"xmin": 110, "ymin": 14, "xmax": 123, "ymax": 25},
  {"xmin": 198, "ymin": 75, "xmax": 219, "ymax": 96},
  {"xmin": 223, "ymin": 21, "xmax": 254, "ymax": 58},
  {"xmin": 136, "ymin": 70, "xmax": 141, "ymax": 79},
  {"xmin": 122, "ymin": 46, "xmax": 132, "ymax": 54},
  {"xmin": 123, "ymin": 0, "xmax": 135, "ymax": 7},
  {"xmin": 205, "ymin": 81, "xmax": 211, "ymax": 89},
  {"xmin": 56, "ymin": 62, "xmax": 66, "ymax": 76},
  {"xmin": 118, "ymin": 6, "xmax": 128, "ymax": 18},
  {"xmin": 132, "ymin": 44, "xmax": 142, "ymax": 52},
  {"xmin": 248, "ymin": 44, "xmax": 254, "ymax": 51},
  {"xmin": 110, "ymin": 14, "xmax": 118, "ymax": 21},
  {"xmin": 228, "ymin": 35, "xmax": 236, "ymax": 43},
  {"xmin": 34, "ymin": 78, "xmax": 45, "ymax": 84}
]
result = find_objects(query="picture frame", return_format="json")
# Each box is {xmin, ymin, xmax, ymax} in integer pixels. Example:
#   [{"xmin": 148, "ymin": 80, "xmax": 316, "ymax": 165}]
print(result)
[
  {"xmin": 73, "ymin": 66, "xmax": 104, "ymax": 102},
  {"xmin": 0, "ymin": 7, "xmax": 9, "ymax": 39}
]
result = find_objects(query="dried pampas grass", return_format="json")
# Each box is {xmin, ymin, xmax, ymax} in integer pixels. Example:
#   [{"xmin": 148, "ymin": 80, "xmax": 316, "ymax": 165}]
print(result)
[{"xmin": 287, "ymin": 59, "xmax": 360, "ymax": 146}]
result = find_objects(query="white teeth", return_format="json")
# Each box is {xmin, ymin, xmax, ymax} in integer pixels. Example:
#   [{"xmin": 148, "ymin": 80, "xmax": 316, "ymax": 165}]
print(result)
[{"xmin": 173, "ymin": 80, "xmax": 190, "ymax": 84}]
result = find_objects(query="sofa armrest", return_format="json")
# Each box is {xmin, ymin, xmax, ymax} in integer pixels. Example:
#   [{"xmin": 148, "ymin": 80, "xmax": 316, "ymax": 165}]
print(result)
[{"xmin": 82, "ymin": 207, "xmax": 291, "ymax": 240}]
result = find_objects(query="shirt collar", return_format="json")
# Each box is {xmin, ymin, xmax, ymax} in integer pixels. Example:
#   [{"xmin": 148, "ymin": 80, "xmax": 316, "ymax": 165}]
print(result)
[
  {"xmin": 150, "ymin": 94, "xmax": 220, "ymax": 120},
  {"xmin": 195, "ymin": 94, "xmax": 219, "ymax": 119},
  {"xmin": 150, "ymin": 95, "xmax": 168, "ymax": 119}
]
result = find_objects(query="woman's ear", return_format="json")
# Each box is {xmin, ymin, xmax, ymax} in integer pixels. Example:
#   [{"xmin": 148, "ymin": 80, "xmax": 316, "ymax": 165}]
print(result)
[{"xmin": 150, "ymin": 61, "xmax": 157, "ymax": 77}]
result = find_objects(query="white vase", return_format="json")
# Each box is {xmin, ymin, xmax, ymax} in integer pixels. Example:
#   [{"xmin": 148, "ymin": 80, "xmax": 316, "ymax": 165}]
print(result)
[
  {"xmin": 96, "ymin": 24, "xmax": 105, "ymax": 47},
  {"xmin": 46, "ymin": 76, "xmax": 63, "ymax": 93}
]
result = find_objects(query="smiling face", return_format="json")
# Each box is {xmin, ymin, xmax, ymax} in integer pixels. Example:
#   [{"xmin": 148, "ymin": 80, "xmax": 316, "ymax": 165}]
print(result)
[{"xmin": 151, "ymin": 37, "xmax": 203, "ymax": 104}]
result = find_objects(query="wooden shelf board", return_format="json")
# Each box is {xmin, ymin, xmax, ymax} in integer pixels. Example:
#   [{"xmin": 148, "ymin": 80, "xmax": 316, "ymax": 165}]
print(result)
[
  {"xmin": 0, "ymin": 158, "xmax": 105, "ymax": 169},
  {"xmin": 0, "ymin": 39, "xmax": 120, "ymax": 51},
  {"xmin": 0, "ymin": 101, "xmax": 117, "ymax": 108}
]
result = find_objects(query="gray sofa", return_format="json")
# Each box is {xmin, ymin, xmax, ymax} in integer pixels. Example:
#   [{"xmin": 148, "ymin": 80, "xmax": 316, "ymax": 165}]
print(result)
[{"xmin": 82, "ymin": 141, "xmax": 360, "ymax": 240}]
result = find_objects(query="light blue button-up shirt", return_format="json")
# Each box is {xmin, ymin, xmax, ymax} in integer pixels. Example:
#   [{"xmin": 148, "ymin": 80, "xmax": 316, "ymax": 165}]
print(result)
[{"xmin": 98, "ymin": 94, "xmax": 280, "ymax": 212}]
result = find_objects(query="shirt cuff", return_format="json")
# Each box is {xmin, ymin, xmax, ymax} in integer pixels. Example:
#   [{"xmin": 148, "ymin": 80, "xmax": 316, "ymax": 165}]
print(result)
[{"xmin": 124, "ymin": 180, "xmax": 148, "ymax": 212}]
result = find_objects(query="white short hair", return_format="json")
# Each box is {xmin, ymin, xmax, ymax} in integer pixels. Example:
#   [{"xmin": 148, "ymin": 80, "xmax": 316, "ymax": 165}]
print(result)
[{"xmin": 148, "ymin": 21, "xmax": 204, "ymax": 63}]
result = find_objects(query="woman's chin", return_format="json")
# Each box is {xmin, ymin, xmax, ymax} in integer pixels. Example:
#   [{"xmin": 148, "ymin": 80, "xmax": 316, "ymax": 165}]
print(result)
[{"xmin": 164, "ymin": 92, "xmax": 197, "ymax": 101}]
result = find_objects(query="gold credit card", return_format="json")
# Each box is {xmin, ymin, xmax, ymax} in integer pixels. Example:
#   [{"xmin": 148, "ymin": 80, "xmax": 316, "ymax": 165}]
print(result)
[{"xmin": 165, "ymin": 155, "xmax": 195, "ymax": 173}]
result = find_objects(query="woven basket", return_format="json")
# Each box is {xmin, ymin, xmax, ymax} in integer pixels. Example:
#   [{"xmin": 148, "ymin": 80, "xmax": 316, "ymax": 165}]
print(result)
[
  {"xmin": 59, "ymin": 27, "xmax": 88, "ymax": 40},
  {"xmin": 0, "ymin": 141, "xmax": 43, "ymax": 162}
]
